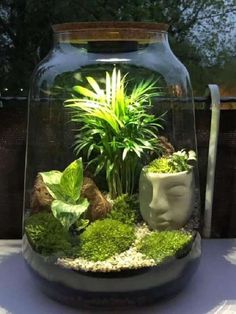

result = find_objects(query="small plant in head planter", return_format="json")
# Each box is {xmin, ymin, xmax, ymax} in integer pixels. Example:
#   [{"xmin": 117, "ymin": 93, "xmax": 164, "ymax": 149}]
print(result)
[
  {"xmin": 147, "ymin": 150, "xmax": 196, "ymax": 174},
  {"xmin": 65, "ymin": 68, "xmax": 165, "ymax": 199}
]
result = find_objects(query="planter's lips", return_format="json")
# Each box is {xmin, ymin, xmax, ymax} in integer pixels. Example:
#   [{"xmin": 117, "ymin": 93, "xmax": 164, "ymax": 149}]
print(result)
[{"xmin": 150, "ymin": 214, "xmax": 171, "ymax": 228}]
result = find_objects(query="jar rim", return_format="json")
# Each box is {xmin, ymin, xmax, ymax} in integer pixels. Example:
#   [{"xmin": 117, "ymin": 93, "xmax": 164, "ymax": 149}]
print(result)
[
  {"xmin": 52, "ymin": 22, "xmax": 168, "ymax": 43},
  {"xmin": 52, "ymin": 22, "xmax": 169, "ymax": 33}
]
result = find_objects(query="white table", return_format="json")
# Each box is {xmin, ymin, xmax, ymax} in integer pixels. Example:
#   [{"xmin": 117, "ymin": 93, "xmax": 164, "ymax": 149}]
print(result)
[{"xmin": 1, "ymin": 239, "xmax": 236, "ymax": 314}]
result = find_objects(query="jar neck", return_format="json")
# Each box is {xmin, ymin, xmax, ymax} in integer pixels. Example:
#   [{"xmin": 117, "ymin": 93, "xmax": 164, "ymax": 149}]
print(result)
[{"xmin": 54, "ymin": 32, "xmax": 169, "ymax": 53}]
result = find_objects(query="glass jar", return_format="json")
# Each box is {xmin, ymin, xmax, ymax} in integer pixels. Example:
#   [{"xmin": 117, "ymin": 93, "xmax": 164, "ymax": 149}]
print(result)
[{"xmin": 23, "ymin": 22, "xmax": 201, "ymax": 308}]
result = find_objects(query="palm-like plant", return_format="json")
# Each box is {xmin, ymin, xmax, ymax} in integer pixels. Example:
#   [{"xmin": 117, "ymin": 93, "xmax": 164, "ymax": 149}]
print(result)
[{"xmin": 65, "ymin": 68, "xmax": 164, "ymax": 199}]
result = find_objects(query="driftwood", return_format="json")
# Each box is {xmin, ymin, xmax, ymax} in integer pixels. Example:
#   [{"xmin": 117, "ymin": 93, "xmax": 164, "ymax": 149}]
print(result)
[
  {"xmin": 30, "ymin": 175, "xmax": 111, "ymax": 221},
  {"xmin": 81, "ymin": 177, "xmax": 111, "ymax": 221},
  {"xmin": 159, "ymin": 136, "xmax": 175, "ymax": 155},
  {"xmin": 30, "ymin": 174, "xmax": 53, "ymax": 212}
]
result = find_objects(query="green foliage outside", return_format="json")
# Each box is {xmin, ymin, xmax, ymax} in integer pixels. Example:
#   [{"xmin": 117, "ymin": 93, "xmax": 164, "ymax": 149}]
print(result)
[
  {"xmin": 1, "ymin": 1, "xmax": 235, "ymax": 94},
  {"xmin": 147, "ymin": 150, "xmax": 196, "ymax": 173},
  {"xmin": 74, "ymin": 218, "xmax": 135, "ymax": 261},
  {"xmin": 65, "ymin": 68, "xmax": 164, "ymax": 198},
  {"xmin": 25, "ymin": 212, "xmax": 72, "ymax": 256},
  {"xmin": 138, "ymin": 231, "xmax": 192, "ymax": 263},
  {"xmin": 40, "ymin": 159, "xmax": 89, "ymax": 230},
  {"xmin": 108, "ymin": 194, "xmax": 140, "ymax": 225}
]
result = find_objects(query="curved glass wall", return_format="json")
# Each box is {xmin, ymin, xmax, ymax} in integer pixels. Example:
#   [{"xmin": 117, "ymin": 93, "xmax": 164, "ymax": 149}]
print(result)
[{"xmin": 23, "ymin": 22, "xmax": 201, "ymax": 308}]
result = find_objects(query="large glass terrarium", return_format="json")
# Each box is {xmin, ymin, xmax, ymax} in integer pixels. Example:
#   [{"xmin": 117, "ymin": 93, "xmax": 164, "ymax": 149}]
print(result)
[{"xmin": 23, "ymin": 22, "xmax": 201, "ymax": 308}]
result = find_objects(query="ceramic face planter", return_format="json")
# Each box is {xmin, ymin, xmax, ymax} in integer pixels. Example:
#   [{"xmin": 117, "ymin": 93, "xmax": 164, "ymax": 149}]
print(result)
[{"xmin": 139, "ymin": 169, "xmax": 194, "ymax": 230}]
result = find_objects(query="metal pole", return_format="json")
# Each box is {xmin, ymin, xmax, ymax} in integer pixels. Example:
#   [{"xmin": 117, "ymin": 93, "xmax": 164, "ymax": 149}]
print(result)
[
  {"xmin": 0, "ymin": 93, "xmax": 3, "ymax": 108},
  {"xmin": 203, "ymin": 84, "xmax": 221, "ymax": 238}
]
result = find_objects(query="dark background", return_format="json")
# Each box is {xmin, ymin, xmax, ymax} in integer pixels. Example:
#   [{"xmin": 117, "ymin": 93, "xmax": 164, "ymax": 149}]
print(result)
[
  {"xmin": 0, "ymin": 101, "xmax": 235, "ymax": 239},
  {"xmin": 0, "ymin": 0, "xmax": 235, "ymax": 238}
]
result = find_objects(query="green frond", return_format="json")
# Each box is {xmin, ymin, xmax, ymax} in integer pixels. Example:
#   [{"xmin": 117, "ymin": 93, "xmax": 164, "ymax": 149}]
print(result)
[
  {"xmin": 86, "ymin": 76, "xmax": 103, "ymax": 96},
  {"xmin": 64, "ymin": 67, "xmax": 166, "ymax": 198},
  {"xmin": 106, "ymin": 71, "xmax": 111, "ymax": 105},
  {"xmin": 73, "ymin": 85, "xmax": 98, "ymax": 99},
  {"xmin": 111, "ymin": 67, "xmax": 117, "ymax": 112}
]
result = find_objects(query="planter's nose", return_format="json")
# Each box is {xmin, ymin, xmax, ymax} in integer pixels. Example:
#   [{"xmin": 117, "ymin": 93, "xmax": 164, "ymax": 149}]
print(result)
[{"xmin": 149, "ymin": 185, "xmax": 169, "ymax": 214}]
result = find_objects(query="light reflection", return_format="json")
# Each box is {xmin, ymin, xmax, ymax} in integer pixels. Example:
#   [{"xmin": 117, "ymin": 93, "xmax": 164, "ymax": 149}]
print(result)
[
  {"xmin": 0, "ymin": 306, "xmax": 11, "ymax": 314},
  {"xmin": 95, "ymin": 58, "xmax": 131, "ymax": 62},
  {"xmin": 0, "ymin": 240, "xmax": 21, "ymax": 264},
  {"xmin": 207, "ymin": 300, "xmax": 236, "ymax": 314},
  {"xmin": 224, "ymin": 244, "xmax": 236, "ymax": 265}
]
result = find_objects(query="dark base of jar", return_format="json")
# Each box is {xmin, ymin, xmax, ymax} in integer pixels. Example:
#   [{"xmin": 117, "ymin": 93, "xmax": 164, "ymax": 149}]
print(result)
[
  {"xmin": 27, "ymin": 260, "xmax": 199, "ymax": 309},
  {"xmin": 23, "ymin": 234, "xmax": 201, "ymax": 309}
]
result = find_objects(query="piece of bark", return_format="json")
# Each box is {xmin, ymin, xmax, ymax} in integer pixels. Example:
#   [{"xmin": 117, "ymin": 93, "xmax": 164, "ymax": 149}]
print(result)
[
  {"xmin": 30, "ymin": 174, "xmax": 53, "ymax": 213},
  {"xmin": 159, "ymin": 136, "xmax": 175, "ymax": 155},
  {"xmin": 81, "ymin": 177, "xmax": 112, "ymax": 221}
]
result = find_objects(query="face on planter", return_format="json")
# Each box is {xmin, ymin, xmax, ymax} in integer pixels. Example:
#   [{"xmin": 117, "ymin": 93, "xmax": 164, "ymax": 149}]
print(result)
[{"xmin": 139, "ymin": 170, "xmax": 194, "ymax": 230}]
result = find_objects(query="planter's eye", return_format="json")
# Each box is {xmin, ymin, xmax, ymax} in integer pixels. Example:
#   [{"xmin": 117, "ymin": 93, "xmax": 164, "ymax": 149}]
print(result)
[{"xmin": 167, "ymin": 185, "xmax": 187, "ymax": 197}]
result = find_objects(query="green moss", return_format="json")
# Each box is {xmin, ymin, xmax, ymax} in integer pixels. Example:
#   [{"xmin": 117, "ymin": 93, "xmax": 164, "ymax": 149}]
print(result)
[
  {"xmin": 25, "ymin": 212, "xmax": 72, "ymax": 256},
  {"xmin": 137, "ymin": 231, "xmax": 192, "ymax": 263},
  {"xmin": 108, "ymin": 194, "xmax": 140, "ymax": 225},
  {"xmin": 146, "ymin": 150, "xmax": 194, "ymax": 173},
  {"xmin": 147, "ymin": 157, "xmax": 173, "ymax": 173},
  {"xmin": 75, "ymin": 218, "xmax": 135, "ymax": 261}
]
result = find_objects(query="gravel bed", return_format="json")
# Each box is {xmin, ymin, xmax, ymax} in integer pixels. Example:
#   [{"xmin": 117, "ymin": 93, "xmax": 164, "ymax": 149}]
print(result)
[
  {"xmin": 57, "ymin": 215, "xmax": 197, "ymax": 273},
  {"xmin": 183, "ymin": 209, "xmax": 200, "ymax": 232},
  {"xmin": 57, "ymin": 223, "xmax": 156, "ymax": 272}
]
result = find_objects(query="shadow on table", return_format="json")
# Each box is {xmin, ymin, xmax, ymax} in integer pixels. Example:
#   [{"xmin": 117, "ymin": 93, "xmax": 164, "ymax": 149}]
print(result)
[{"xmin": 0, "ymin": 240, "xmax": 236, "ymax": 314}]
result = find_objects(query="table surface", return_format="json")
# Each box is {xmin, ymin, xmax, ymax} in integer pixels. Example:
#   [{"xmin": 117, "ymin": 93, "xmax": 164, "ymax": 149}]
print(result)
[{"xmin": 1, "ymin": 239, "xmax": 236, "ymax": 314}]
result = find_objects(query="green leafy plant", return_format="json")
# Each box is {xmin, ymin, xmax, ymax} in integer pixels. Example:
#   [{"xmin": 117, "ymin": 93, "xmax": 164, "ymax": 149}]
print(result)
[
  {"xmin": 74, "ymin": 218, "xmax": 135, "ymax": 261},
  {"xmin": 108, "ymin": 194, "xmax": 140, "ymax": 225},
  {"xmin": 65, "ymin": 68, "xmax": 164, "ymax": 199},
  {"xmin": 137, "ymin": 230, "xmax": 192, "ymax": 263},
  {"xmin": 40, "ymin": 159, "xmax": 89, "ymax": 230},
  {"xmin": 25, "ymin": 212, "xmax": 72, "ymax": 256},
  {"xmin": 146, "ymin": 150, "xmax": 196, "ymax": 173}
]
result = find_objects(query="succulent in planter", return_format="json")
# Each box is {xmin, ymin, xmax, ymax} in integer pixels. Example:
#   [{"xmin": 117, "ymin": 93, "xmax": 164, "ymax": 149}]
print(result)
[
  {"xmin": 139, "ymin": 150, "xmax": 196, "ymax": 231},
  {"xmin": 65, "ymin": 68, "xmax": 165, "ymax": 199}
]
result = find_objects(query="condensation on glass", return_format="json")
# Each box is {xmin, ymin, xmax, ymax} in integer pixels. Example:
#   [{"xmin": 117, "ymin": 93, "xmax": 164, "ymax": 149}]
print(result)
[{"xmin": 23, "ymin": 22, "xmax": 201, "ymax": 308}]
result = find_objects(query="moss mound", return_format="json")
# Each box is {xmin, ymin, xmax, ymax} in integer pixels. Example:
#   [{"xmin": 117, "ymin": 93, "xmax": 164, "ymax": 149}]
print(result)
[
  {"xmin": 138, "ymin": 231, "xmax": 192, "ymax": 263},
  {"xmin": 146, "ymin": 150, "xmax": 193, "ymax": 173},
  {"xmin": 147, "ymin": 157, "xmax": 173, "ymax": 173},
  {"xmin": 108, "ymin": 194, "xmax": 140, "ymax": 225},
  {"xmin": 25, "ymin": 212, "xmax": 72, "ymax": 256},
  {"xmin": 75, "ymin": 218, "xmax": 135, "ymax": 262}
]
